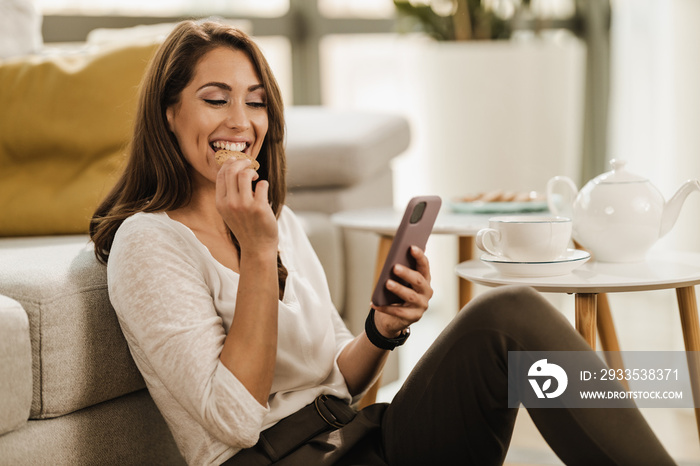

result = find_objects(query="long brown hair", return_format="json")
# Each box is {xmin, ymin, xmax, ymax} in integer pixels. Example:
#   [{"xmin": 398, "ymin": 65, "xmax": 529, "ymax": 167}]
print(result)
[{"xmin": 90, "ymin": 20, "xmax": 288, "ymax": 294}]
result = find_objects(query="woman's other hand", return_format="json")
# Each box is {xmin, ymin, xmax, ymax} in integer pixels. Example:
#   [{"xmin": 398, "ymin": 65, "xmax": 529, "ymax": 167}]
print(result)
[{"xmin": 215, "ymin": 158, "xmax": 278, "ymax": 257}]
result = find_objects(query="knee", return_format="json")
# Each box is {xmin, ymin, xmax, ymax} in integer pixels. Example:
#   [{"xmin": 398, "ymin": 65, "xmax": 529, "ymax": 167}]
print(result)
[
  {"xmin": 456, "ymin": 286, "xmax": 561, "ymax": 334},
  {"xmin": 461, "ymin": 285, "xmax": 543, "ymax": 310},
  {"xmin": 453, "ymin": 286, "xmax": 587, "ymax": 352}
]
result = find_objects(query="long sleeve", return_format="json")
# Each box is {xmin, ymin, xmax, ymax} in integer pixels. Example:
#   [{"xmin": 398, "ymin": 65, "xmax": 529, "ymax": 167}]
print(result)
[{"xmin": 108, "ymin": 214, "xmax": 268, "ymax": 463}]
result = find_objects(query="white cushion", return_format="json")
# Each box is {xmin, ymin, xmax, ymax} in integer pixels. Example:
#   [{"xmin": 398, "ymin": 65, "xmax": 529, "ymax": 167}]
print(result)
[
  {"xmin": 85, "ymin": 19, "xmax": 253, "ymax": 45},
  {"xmin": 0, "ymin": 0, "xmax": 42, "ymax": 59}
]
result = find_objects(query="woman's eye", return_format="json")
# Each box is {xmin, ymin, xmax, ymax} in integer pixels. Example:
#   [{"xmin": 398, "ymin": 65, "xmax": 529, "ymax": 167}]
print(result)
[
  {"xmin": 204, "ymin": 99, "xmax": 227, "ymax": 106},
  {"xmin": 247, "ymin": 102, "xmax": 267, "ymax": 109}
]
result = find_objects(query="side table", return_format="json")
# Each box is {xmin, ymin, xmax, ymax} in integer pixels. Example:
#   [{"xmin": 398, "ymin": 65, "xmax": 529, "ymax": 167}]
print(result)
[{"xmin": 456, "ymin": 250, "xmax": 700, "ymax": 443}]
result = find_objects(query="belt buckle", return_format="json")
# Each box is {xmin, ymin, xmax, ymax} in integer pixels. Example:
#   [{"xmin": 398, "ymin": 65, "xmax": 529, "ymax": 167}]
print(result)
[{"xmin": 314, "ymin": 395, "xmax": 346, "ymax": 429}]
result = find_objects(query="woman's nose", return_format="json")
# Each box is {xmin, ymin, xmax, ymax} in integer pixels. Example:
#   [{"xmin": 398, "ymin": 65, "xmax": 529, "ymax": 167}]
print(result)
[{"xmin": 225, "ymin": 103, "xmax": 250, "ymax": 129}]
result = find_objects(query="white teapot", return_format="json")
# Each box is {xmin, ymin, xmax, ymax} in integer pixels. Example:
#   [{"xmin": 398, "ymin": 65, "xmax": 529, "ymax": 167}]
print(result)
[{"xmin": 547, "ymin": 160, "xmax": 700, "ymax": 262}]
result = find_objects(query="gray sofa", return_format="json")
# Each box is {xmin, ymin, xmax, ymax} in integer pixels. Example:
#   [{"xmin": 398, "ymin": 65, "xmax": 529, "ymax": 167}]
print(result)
[{"xmin": 0, "ymin": 102, "xmax": 409, "ymax": 463}]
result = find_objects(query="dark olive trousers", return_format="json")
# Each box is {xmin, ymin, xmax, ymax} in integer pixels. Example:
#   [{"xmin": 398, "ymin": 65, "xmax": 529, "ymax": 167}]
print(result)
[
  {"xmin": 381, "ymin": 285, "xmax": 675, "ymax": 465},
  {"xmin": 227, "ymin": 286, "xmax": 676, "ymax": 465}
]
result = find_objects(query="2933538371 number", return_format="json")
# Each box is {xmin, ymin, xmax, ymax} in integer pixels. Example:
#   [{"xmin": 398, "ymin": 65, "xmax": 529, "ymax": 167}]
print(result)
[{"xmin": 599, "ymin": 368, "xmax": 679, "ymax": 381}]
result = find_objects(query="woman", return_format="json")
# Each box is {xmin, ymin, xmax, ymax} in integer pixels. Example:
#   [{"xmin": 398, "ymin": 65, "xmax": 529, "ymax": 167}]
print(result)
[{"xmin": 90, "ymin": 20, "xmax": 675, "ymax": 466}]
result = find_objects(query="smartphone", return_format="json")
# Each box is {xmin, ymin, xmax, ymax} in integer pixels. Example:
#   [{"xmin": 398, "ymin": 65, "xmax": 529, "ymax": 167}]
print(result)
[{"xmin": 371, "ymin": 195, "xmax": 442, "ymax": 306}]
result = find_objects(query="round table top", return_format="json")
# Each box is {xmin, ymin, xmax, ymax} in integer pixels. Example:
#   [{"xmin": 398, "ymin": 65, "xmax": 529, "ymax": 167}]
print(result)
[
  {"xmin": 331, "ymin": 206, "xmax": 493, "ymax": 236},
  {"xmin": 455, "ymin": 250, "xmax": 700, "ymax": 294}
]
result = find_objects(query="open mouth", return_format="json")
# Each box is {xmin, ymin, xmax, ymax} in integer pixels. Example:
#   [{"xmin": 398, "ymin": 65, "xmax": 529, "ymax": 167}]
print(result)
[{"xmin": 210, "ymin": 141, "xmax": 248, "ymax": 153}]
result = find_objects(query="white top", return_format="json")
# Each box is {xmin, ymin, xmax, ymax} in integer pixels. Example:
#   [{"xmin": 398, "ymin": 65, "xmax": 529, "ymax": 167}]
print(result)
[
  {"xmin": 107, "ymin": 207, "xmax": 355, "ymax": 466},
  {"xmin": 456, "ymin": 250, "xmax": 700, "ymax": 293}
]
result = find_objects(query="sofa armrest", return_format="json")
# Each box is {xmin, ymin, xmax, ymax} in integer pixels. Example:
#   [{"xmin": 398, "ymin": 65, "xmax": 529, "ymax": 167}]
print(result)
[
  {"xmin": 0, "ymin": 295, "xmax": 32, "ymax": 435},
  {"xmin": 285, "ymin": 106, "xmax": 410, "ymax": 191}
]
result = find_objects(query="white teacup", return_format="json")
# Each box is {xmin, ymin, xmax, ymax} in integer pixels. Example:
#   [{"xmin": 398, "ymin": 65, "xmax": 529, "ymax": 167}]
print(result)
[{"xmin": 476, "ymin": 216, "xmax": 572, "ymax": 262}]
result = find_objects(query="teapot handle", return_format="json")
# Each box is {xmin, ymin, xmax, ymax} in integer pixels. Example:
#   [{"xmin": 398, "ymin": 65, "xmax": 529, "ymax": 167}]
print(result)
[{"xmin": 547, "ymin": 176, "xmax": 578, "ymax": 217}]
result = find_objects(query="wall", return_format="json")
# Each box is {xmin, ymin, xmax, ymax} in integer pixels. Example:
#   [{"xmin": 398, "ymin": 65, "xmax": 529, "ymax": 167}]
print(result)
[{"xmin": 608, "ymin": 0, "xmax": 700, "ymax": 253}]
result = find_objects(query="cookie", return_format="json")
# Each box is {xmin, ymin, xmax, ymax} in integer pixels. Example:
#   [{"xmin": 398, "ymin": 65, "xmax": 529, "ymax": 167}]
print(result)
[
  {"xmin": 214, "ymin": 150, "xmax": 260, "ymax": 171},
  {"xmin": 456, "ymin": 190, "xmax": 543, "ymax": 203}
]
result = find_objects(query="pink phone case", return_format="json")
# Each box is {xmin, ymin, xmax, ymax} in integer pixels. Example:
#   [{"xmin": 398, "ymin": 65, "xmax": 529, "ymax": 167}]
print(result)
[{"xmin": 371, "ymin": 196, "xmax": 442, "ymax": 306}]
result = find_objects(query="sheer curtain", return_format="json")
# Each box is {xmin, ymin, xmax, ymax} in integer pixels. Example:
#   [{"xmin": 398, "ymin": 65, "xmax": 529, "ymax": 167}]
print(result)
[{"xmin": 608, "ymin": 0, "xmax": 700, "ymax": 252}]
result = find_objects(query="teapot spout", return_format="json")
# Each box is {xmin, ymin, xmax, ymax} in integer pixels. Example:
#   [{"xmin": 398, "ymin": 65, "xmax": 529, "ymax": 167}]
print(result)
[{"xmin": 660, "ymin": 179, "xmax": 700, "ymax": 237}]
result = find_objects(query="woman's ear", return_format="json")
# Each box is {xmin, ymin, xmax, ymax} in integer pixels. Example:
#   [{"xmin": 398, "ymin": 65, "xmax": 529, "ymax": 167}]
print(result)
[{"xmin": 165, "ymin": 106, "xmax": 175, "ymax": 132}]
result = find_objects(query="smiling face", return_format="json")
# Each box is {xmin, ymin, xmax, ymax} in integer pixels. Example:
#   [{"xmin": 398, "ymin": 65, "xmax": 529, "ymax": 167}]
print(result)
[{"xmin": 166, "ymin": 46, "xmax": 268, "ymax": 190}]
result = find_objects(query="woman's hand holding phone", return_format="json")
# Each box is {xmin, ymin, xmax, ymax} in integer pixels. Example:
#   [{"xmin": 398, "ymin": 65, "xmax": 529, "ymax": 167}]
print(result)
[
  {"xmin": 369, "ymin": 195, "xmax": 441, "ymax": 337},
  {"xmin": 371, "ymin": 245, "xmax": 433, "ymax": 337}
]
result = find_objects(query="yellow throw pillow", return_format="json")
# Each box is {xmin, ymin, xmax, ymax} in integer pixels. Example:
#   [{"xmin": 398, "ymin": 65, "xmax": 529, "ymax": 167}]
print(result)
[{"xmin": 0, "ymin": 41, "xmax": 160, "ymax": 236}]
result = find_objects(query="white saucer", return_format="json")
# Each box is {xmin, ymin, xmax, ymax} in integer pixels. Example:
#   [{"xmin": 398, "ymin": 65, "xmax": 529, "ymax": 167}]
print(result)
[{"xmin": 480, "ymin": 249, "xmax": 591, "ymax": 278}]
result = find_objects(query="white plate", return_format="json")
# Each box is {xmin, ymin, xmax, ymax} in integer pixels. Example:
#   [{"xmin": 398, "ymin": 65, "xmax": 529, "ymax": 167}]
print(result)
[
  {"xmin": 480, "ymin": 249, "xmax": 591, "ymax": 278},
  {"xmin": 449, "ymin": 200, "xmax": 548, "ymax": 214}
]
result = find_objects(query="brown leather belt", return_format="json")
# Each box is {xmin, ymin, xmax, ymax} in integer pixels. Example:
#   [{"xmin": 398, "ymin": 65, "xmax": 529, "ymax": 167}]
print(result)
[{"xmin": 223, "ymin": 395, "xmax": 357, "ymax": 465}]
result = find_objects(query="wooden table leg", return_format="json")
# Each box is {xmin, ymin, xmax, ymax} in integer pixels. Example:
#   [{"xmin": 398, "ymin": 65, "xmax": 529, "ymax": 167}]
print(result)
[
  {"xmin": 458, "ymin": 236, "xmax": 474, "ymax": 310},
  {"xmin": 358, "ymin": 235, "xmax": 394, "ymax": 409},
  {"xmin": 596, "ymin": 294, "xmax": 619, "ymax": 352},
  {"xmin": 676, "ymin": 286, "xmax": 700, "ymax": 444},
  {"xmin": 575, "ymin": 293, "xmax": 598, "ymax": 350},
  {"xmin": 596, "ymin": 294, "xmax": 628, "ymax": 389},
  {"xmin": 373, "ymin": 235, "xmax": 394, "ymax": 282}
]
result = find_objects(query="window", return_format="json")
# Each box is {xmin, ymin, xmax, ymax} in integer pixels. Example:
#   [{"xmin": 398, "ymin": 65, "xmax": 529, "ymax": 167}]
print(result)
[
  {"xmin": 37, "ymin": 0, "xmax": 288, "ymax": 17},
  {"xmin": 318, "ymin": 0, "xmax": 394, "ymax": 19},
  {"xmin": 37, "ymin": 0, "xmax": 399, "ymax": 104}
]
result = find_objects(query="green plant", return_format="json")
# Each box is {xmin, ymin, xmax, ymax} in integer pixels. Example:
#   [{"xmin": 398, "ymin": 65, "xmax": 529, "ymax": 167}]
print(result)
[{"xmin": 394, "ymin": 0, "xmax": 532, "ymax": 41}]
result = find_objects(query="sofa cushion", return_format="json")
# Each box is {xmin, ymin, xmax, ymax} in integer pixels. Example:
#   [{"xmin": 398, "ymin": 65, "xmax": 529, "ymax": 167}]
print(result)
[
  {"xmin": 285, "ymin": 106, "xmax": 410, "ymax": 190},
  {"xmin": 0, "ymin": 236, "xmax": 145, "ymax": 419},
  {"xmin": 0, "ymin": 40, "xmax": 160, "ymax": 236},
  {"xmin": 0, "ymin": 389, "xmax": 185, "ymax": 465},
  {"xmin": 0, "ymin": 295, "xmax": 32, "ymax": 434}
]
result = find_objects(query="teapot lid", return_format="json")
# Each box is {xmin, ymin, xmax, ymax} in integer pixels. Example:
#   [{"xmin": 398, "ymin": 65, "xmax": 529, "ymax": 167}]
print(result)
[{"xmin": 594, "ymin": 159, "xmax": 648, "ymax": 184}]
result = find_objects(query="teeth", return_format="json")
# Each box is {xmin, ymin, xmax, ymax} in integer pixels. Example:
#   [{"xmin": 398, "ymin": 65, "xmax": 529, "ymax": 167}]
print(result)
[{"xmin": 213, "ymin": 141, "xmax": 246, "ymax": 152}]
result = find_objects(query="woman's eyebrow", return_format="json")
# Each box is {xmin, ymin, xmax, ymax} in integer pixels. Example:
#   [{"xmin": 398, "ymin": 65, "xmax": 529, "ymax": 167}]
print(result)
[
  {"xmin": 196, "ymin": 82, "xmax": 264, "ymax": 93},
  {"xmin": 197, "ymin": 82, "xmax": 231, "ymax": 92}
]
